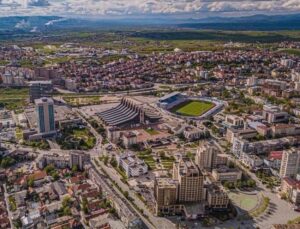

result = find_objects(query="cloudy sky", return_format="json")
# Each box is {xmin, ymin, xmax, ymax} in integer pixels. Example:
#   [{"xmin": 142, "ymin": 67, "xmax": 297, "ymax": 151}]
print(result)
[{"xmin": 0, "ymin": 0, "xmax": 300, "ymax": 17}]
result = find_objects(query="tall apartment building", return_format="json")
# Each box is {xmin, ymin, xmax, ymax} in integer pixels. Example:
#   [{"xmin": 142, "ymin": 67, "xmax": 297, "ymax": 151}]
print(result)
[
  {"xmin": 29, "ymin": 81, "xmax": 53, "ymax": 102},
  {"xmin": 280, "ymin": 148, "xmax": 300, "ymax": 178},
  {"xmin": 154, "ymin": 178, "xmax": 178, "ymax": 215},
  {"xmin": 173, "ymin": 158, "xmax": 204, "ymax": 202},
  {"xmin": 195, "ymin": 142, "xmax": 226, "ymax": 170},
  {"xmin": 35, "ymin": 97, "xmax": 55, "ymax": 135},
  {"xmin": 70, "ymin": 151, "xmax": 91, "ymax": 170}
]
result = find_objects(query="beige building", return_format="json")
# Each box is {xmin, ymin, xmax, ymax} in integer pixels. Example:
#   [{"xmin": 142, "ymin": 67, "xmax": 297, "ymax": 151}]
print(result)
[
  {"xmin": 195, "ymin": 142, "xmax": 226, "ymax": 171},
  {"xmin": 212, "ymin": 166, "xmax": 242, "ymax": 182},
  {"xmin": 206, "ymin": 185, "xmax": 229, "ymax": 209},
  {"xmin": 122, "ymin": 131, "xmax": 137, "ymax": 149},
  {"xmin": 154, "ymin": 178, "xmax": 179, "ymax": 215},
  {"xmin": 280, "ymin": 148, "xmax": 300, "ymax": 178},
  {"xmin": 173, "ymin": 158, "xmax": 204, "ymax": 203}
]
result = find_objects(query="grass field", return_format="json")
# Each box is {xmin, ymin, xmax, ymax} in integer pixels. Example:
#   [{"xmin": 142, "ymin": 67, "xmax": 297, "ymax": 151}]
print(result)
[{"xmin": 171, "ymin": 100, "xmax": 215, "ymax": 117}]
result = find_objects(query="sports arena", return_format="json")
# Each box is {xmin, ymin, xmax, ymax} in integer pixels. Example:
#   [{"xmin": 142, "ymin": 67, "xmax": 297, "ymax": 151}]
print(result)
[{"xmin": 158, "ymin": 92, "xmax": 224, "ymax": 120}]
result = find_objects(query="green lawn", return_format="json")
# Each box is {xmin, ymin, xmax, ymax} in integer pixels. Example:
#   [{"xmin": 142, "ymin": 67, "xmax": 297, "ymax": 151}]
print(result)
[
  {"xmin": 171, "ymin": 100, "xmax": 215, "ymax": 117},
  {"xmin": 145, "ymin": 128, "xmax": 159, "ymax": 135}
]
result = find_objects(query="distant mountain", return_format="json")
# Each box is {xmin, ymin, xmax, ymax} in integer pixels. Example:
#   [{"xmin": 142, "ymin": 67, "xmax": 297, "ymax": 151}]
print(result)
[
  {"xmin": 180, "ymin": 14, "xmax": 300, "ymax": 30},
  {"xmin": 1, "ymin": 14, "xmax": 300, "ymax": 33}
]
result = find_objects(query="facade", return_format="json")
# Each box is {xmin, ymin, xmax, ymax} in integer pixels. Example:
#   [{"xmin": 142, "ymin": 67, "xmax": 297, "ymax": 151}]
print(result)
[
  {"xmin": 262, "ymin": 105, "xmax": 289, "ymax": 124},
  {"xmin": 154, "ymin": 178, "xmax": 179, "ymax": 215},
  {"xmin": 117, "ymin": 152, "xmax": 148, "ymax": 177},
  {"xmin": 195, "ymin": 142, "xmax": 221, "ymax": 170},
  {"xmin": 206, "ymin": 185, "xmax": 229, "ymax": 209},
  {"xmin": 183, "ymin": 126, "xmax": 209, "ymax": 141},
  {"xmin": 98, "ymin": 97, "xmax": 161, "ymax": 128},
  {"xmin": 280, "ymin": 148, "xmax": 300, "ymax": 178},
  {"xmin": 38, "ymin": 154, "xmax": 69, "ymax": 169},
  {"xmin": 69, "ymin": 151, "xmax": 91, "ymax": 170},
  {"xmin": 35, "ymin": 97, "xmax": 56, "ymax": 135},
  {"xmin": 212, "ymin": 166, "xmax": 242, "ymax": 182},
  {"xmin": 173, "ymin": 158, "xmax": 204, "ymax": 203},
  {"xmin": 122, "ymin": 132, "xmax": 137, "ymax": 149},
  {"xmin": 29, "ymin": 81, "xmax": 53, "ymax": 103},
  {"xmin": 224, "ymin": 115, "xmax": 244, "ymax": 129},
  {"xmin": 281, "ymin": 177, "xmax": 300, "ymax": 206},
  {"xmin": 240, "ymin": 152, "xmax": 264, "ymax": 168}
]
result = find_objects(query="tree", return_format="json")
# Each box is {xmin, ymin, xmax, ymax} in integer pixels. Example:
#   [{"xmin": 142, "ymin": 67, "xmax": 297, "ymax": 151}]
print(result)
[
  {"xmin": 27, "ymin": 177, "xmax": 34, "ymax": 188},
  {"xmin": 44, "ymin": 165, "xmax": 55, "ymax": 175},
  {"xmin": 124, "ymin": 191, "xmax": 129, "ymax": 199}
]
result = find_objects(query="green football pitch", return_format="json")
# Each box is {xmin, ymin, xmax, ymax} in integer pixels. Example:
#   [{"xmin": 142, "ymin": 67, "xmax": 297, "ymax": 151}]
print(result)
[{"xmin": 171, "ymin": 100, "xmax": 215, "ymax": 116}]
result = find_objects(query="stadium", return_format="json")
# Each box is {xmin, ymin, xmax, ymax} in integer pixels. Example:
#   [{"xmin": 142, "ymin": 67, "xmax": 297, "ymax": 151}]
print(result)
[
  {"xmin": 158, "ymin": 92, "xmax": 224, "ymax": 120},
  {"xmin": 98, "ymin": 97, "xmax": 161, "ymax": 128}
]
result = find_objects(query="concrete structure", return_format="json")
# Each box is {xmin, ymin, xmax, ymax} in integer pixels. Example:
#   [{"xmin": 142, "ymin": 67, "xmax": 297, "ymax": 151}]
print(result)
[
  {"xmin": 240, "ymin": 153, "xmax": 264, "ymax": 168},
  {"xmin": 206, "ymin": 185, "xmax": 229, "ymax": 209},
  {"xmin": 281, "ymin": 177, "xmax": 300, "ymax": 206},
  {"xmin": 224, "ymin": 115, "xmax": 244, "ymax": 129},
  {"xmin": 263, "ymin": 105, "xmax": 289, "ymax": 124},
  {"xmin": 98, "ymin": 97, "xmax": 161, "ymax": 128},
  {"xmin": 29, "ymin": 81, "xmax": 53, "ymax": 103},
  {"xmin": 69, "ymin": 151, "xmax": 91, "ymax": 170},
  {"xmin": 280, "ymin": 148, "xmax": 300, "ymax": 178},
  {"xmin": 35, "ymin": 97, "xmax": 56, "ymax": 135},
  {"xmin": 117, "ymin": 152, "xmax": 148, "ymax": 177},
  {"xmin": 212, "ymin": 166, "xmax": 242, "ymax": 182},
  {"xmin": 195, "ymin": 142, "xmax": 225, "ymax": 170},
  {"xmin": 173, "ymin": 158, "xmax": 204, "ymax": 203},
  {"xmin": 154, "ymin": 178, "xmax": 179, "ymax": 215},
  {"xmin": 122, "ymin": 132, "xmax": 137, "ymax": 149}
]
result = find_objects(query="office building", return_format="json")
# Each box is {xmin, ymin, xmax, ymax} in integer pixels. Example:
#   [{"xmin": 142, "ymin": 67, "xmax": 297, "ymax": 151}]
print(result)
[
  {"xmin": 280, "ymin": 148, "xmax": 300, "ymax": 178},
  {"xmin": 29, "ymin": 80, "xmax": 53, "ymax": 102},
  {"xmin": 35, "ymin": 97, "xmax": 55, "ymax": 135},
  {"xmin": 173, "ymin": 158, "xmax": 204, "ymax": 203}
]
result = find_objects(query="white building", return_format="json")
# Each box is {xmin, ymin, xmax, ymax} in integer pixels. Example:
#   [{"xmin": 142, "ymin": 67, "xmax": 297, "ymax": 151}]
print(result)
[
  {"xmin": 117, "ymin": 152, "xmax": 148, "ymax": 177},
  {"xmin": 280, "ymin": 148, "xmax": 300, "ymax": 178}
]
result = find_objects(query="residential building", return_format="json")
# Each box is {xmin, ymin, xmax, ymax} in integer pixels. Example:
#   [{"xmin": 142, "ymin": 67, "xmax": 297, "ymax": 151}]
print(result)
[
  {"xmin": 154, "ymin": 177, "xmax": 179, "ymax": 215},
  {"xmin": 264, "ymin": 151, "xmax": 283, "ymax": 170},
  {"xmin": 70, "ymin": 151, "xmax": 91, "ymax": 170},
  {"xmin": 173, "ymin": 158, "xmax": 204, "ymax": 203},
  {"xmin": 195, "ymin": 142, "xmax": 226, "ymax": 170},
  {"xmin": 280, "ymin": 148, "xmax": 300, "ymax": 178},
  {"xmin": 240, "ymin": 153, "xmax": 264, "ymax": 168},
  {"xmin": 281, "ymin": 177, "xmax": 300, "ymax": 206},
  {"xmin": 206, "ymin": 185, "xmax": 229, "ymax": 209}
]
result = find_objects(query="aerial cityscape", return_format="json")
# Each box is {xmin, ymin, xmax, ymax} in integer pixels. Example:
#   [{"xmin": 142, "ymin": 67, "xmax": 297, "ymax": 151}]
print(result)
[{"xmin": 1, "ymin": 1, "xmax": 300, "ymax": 229}]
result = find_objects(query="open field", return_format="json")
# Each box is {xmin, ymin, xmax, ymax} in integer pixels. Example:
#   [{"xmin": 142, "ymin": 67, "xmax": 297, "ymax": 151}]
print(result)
[
  {"xmin": 171, "ymin": 100, "xmax": 215, "ymax": 117},
  {"xmin": 229, "ymin": 192, "xmax": 258, "ymax": 212},
  {"xmin": 0, "ymin": 88, "xmax": 29, "ymax": 112},
  {"xmin": 63, "ymin": 96, "xmax": 102, "ymax": 106}
]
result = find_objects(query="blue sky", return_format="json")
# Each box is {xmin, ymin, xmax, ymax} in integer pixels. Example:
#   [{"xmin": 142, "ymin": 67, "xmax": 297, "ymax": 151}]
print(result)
[{"xmin": 0, "ymin": 0, "xmax": 300, "ymax": 17}]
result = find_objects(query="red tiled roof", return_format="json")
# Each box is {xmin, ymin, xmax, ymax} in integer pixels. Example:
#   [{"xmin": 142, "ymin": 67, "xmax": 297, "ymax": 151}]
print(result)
[{"xmin": 268, "ymin": 151, "xmax": 283, "ymax": 160}]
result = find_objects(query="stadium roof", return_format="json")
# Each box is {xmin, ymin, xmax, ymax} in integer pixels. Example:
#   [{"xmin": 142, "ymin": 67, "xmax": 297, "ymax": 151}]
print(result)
[{"xmin": 159, "ymin": 91, "xmax": 181, "ymax": 101}]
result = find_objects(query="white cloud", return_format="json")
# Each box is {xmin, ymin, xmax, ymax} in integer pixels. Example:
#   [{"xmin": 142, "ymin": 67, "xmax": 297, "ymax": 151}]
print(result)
[{"xmin": 0, "ymin": 0, "xmax": 300, "ymax": 17}]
